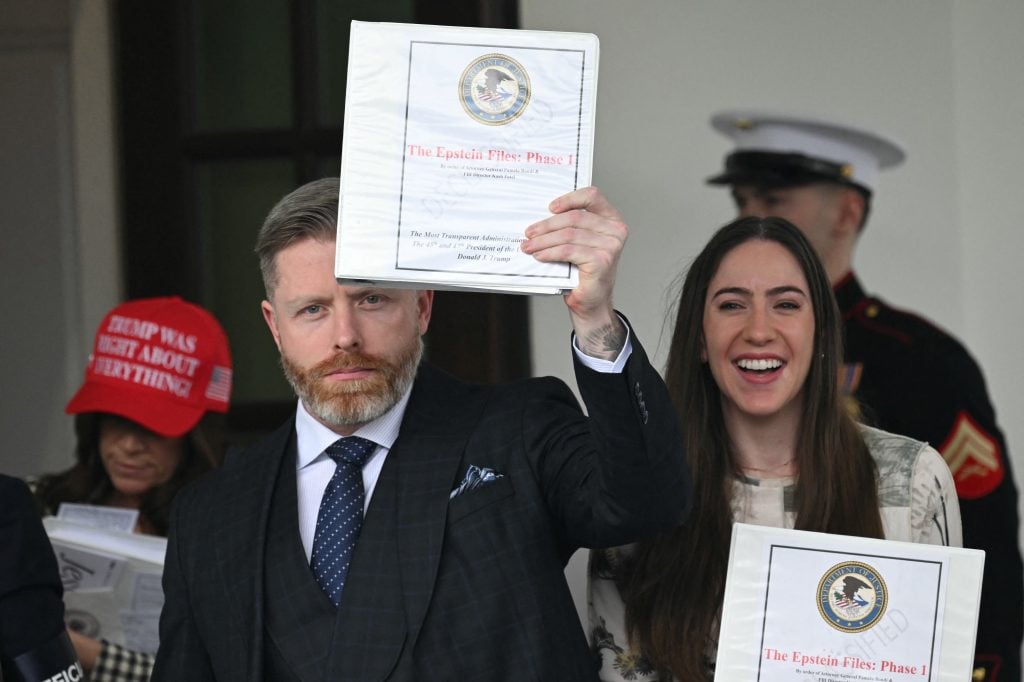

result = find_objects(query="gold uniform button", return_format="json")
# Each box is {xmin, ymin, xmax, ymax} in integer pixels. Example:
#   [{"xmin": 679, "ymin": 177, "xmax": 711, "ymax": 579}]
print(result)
[{"xmin": 865, "ymin": 303, "xmax": 880, "ymax": 318}]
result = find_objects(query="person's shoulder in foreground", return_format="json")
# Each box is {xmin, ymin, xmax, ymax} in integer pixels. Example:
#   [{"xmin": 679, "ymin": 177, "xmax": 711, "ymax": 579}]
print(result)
[{"xmin": 1, "ymin": 475, "xmax": 85, "ymax": 682}]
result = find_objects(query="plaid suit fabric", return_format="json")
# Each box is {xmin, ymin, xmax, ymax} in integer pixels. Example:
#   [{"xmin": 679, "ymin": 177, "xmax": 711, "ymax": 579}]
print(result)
[
  {"xmin": 153, "ymin": 328, "xmax": 690, "ymax": 682},
  {"xmin": 263, "ymin": 447, "xmax": 336, "ymax": 682},
  {"xmin": 154, "ymin": 427, "xmax": 290, "ymax": 682}
]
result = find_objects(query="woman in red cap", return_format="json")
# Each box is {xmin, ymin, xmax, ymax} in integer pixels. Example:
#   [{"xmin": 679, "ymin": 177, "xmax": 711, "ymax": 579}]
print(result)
[{"xmin": 34, "ymin": 296, "xmax": 233, "ymax": 682}]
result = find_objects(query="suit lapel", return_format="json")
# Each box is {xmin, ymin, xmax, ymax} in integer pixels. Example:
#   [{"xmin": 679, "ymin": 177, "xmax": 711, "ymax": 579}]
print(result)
[
  {"xmin": 393, "ymin": 366, "xmax": 488, "ymax": 648},
  {"xmin": 212, "ymin": 419, "xmax": 294, "ymax": 682},
  {"xmin": 326, "ymin": 365, "xmax": 482, "ymax": 680},
  {"xmin": 324, "ymin": 365, "xmax": 486, "ymax": 679},
  {"xmin": 327, "ymin": 439, "xmax": 406, "ymax": 681},
  {"xmin": 264, "ymin": 436, "xmax": 338, "ymax": 682}
]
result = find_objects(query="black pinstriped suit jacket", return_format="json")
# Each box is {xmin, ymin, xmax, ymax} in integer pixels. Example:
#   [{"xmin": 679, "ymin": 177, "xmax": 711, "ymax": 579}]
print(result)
[{"xmin": 153, "ymin": 332, "xmax": 690, "ymax": 681}]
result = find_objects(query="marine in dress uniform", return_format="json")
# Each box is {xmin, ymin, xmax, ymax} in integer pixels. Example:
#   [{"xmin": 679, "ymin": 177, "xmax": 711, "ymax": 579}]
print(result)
[{"xmin": 707, "ymin": 110, "xmax": 1023, "ymax": 682}]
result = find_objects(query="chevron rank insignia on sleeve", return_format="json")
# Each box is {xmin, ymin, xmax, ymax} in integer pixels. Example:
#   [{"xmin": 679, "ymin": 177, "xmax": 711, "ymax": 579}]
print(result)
[{"xmin": 940, "ymin": 410, "xmax": 1003, "ymax": 499}]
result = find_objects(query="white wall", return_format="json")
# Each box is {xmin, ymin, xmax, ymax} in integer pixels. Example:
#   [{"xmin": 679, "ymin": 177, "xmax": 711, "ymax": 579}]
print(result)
[
  {"xmin": 0, "ymin": 0, "xmax": 119, "ymax": 478},
  {"xmin": 520, "ymin": 0, "xmax": 1024, "ymax": 626},
  {"xmin": 0, "ymin": 2, "xmax": 77, "ymax": 478},
  {"xmin": 953, "ymin": 4, "xmax": 1024, "ymax": 495},
  {"xmin": 69, "ymin": 1, "xmax": 121, "ymax": 350}
]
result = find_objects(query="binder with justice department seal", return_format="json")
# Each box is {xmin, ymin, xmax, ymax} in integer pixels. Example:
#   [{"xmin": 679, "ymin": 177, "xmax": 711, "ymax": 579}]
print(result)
[
  {"xmin": 336, "ymin": 21, "xmax": 598, "ymax": 295},
  {"xmin": 715, "ymin": 523, "xmax": 984, "ymax": 681}
]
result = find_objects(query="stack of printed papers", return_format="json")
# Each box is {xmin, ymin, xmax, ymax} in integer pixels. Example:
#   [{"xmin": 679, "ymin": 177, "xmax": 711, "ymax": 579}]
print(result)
[
  {"xmin": 336, "ymin": 21, "xmax": 599, "ymax": 295},
  {"xmin": 44, "ymin": 510, "xmax": 166, "ymax": 654}
]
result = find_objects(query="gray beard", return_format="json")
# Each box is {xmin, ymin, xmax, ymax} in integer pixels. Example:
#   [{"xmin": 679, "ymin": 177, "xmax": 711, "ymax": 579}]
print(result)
[{"xmin": 281, "ymin": 338, "xmax": 422, "ymax": 430}]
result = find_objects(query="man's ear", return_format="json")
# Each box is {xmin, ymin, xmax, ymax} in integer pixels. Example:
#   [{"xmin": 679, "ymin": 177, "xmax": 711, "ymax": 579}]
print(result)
[
  {"xmin": 416, "ymin": 290, "xmax": 434, "ymax": 335},
  {"xmin": 261, "ymin": 300, "xmax": 282, "ymax": 351},
  {"xmin": 836, "ymin": 188, "xmax": 866, "ymax": 237}
]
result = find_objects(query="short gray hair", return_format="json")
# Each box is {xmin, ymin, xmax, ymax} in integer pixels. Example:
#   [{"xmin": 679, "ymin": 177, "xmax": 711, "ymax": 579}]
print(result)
[{"xmin": 255, "ymin": 177, "xmax": 340, "ymax": 298}]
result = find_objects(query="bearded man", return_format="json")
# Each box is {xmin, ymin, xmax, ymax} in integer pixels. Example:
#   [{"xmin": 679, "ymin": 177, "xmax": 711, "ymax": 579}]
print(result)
[{"xmin": 152, "ymin": 177, "xmax": 691, "ymax": 681}]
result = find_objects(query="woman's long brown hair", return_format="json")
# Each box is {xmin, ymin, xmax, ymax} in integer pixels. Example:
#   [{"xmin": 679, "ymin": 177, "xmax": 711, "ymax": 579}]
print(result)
[
  {"xmin": 34, "ymin": 412, "xmax": 225, "ymax": 536},
  {"xmin": 624, "ymin": 217, "xmax": 883, "ymax": 680}
]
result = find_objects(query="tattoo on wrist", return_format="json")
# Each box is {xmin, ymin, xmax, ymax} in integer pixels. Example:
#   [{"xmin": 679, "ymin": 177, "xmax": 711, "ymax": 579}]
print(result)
[{"xmin": 580, "ymin": 322, "xmax": 625, "ymax": 359}]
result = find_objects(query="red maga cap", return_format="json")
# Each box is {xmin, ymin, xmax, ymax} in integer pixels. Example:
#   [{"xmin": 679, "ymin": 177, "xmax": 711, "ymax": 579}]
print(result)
[{"xmin": 65, "ymin": 296, "xmax": 233, "ymax": 437}]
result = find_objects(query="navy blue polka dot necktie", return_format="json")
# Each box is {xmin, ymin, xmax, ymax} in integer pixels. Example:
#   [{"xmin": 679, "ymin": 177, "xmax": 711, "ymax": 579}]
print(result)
[{"xmin": 310, "ymin": 436, "xmax": 376, "ymax": 607}]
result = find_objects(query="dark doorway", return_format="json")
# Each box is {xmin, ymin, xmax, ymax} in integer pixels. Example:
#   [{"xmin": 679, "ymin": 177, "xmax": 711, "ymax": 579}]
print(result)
[{"xmin": 114, "ymin": 0, "xmax": 530, "ymax": 444}]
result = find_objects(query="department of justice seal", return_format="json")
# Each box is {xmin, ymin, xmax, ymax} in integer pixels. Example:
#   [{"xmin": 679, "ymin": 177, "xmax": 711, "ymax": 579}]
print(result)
[
  {"xmin": 817, "ymin": 561, "xmax": 888, "ymax": 632},
  {"xmin": 459, "ymin": 54, "xmax": 530, "ymax": 125}
]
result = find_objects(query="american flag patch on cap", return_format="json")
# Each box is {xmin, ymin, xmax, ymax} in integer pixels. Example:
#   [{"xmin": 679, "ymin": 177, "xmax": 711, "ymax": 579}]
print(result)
[{"xmin": 205, "ymin": 365, "xmax": 233, "ymax": 403}]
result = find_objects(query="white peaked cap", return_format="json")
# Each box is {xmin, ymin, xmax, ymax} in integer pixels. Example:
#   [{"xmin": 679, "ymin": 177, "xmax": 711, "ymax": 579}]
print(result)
[{"xmin": 708, "ymin": 110, "xmax": 906, "ymax": 193}]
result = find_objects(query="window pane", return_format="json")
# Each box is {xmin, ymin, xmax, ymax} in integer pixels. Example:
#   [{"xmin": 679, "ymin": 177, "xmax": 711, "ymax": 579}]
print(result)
[
  {"xmin": 316, "ymin": 0, "xmax": 415, "ymax": 126},
  {"xmin": 192, "ymin": 1, "xmax": 292, "ymax": 132},
  {"xmin": 195, "ymin": 160, "xmax": 297, "ymax": 403}
]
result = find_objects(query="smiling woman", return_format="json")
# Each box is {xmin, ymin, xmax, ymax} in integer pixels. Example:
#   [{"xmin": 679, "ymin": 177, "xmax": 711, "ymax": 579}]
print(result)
[
  {"xmin": 32, "ymin": 296, "xmax": 233, "ymax": 682},
  {"xmin": 702, "ymin": 239, "xmax": 815, "ymax": 458},
  {"xmin": 587, "ymin": 217, "xmax": 964, "ymax": 682}
]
